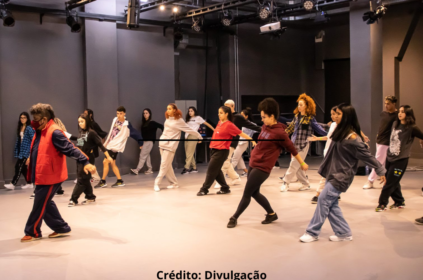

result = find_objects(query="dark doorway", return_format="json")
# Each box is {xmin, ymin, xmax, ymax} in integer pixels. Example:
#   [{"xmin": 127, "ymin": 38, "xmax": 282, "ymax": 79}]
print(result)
[{"xmin": 324, "ymin": 59, "xmax": 351, "ymax": 122}]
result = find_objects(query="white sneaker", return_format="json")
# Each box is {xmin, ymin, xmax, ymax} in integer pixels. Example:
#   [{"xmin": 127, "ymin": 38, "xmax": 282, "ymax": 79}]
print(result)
[
  {"xmin": 167, "ymin": 184, "xmax": 179, "ymax": 189},
  {"xmin": 231, "ymin": 177, "xmax": 242, "ymax": 185},
  {"xmin": 299, "ymin": 185, "xmax": 311, "ymax": 191},
  {"xmin": 30, "ymin": 193, "xmax": 35, "ymax": 199},
  {"xmin": 363, "ymin": 181, "xmax": 374, "ymax": 189},
  {"xmin": 214, "ymin": 182, "xmax": 221, "ymax": 189},
  {"xmin": 22, "ymin": 184, "xmax": 33, "ymax": 189},
  {"xmin": 299, "ymin": 233, "xmax": 319, "ymax": 243},
  {"xmin": 4, "ymin": 184, "xmax": 15, "ymax": 190},
  {"xmin": 130, "ymin": 169, "xmax": 139, "ymax": 175},
  {"xmin": 74, "ymin": 179, "xmax": 77, "ymax": 184},
  {"xmin": 273, "ymin": 166, "xmax": 280, "ymax": 170},
  {"xmin": 280, "ymin": 182, "xmax": 289, "ymax": 192},
  {"xmin": 329, "ymin": 235, "xmax": 353, "ymax": 242},
  {"xmin": 145, "ymin": 170, "xmax": 153, "ymax": 174},
  {"xmin": 154, "ymin": 185, "xmax": 160, "ymax": 192}
]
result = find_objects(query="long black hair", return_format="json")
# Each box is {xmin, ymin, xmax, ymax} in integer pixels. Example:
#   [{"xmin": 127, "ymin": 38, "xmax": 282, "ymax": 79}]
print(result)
[
  {"xmin": 219, "ymin": 106, "xmax": 233, "ymax": 122},
  {"xmin": 396, "ymin": 105, "xmax": 415, "ymax": 129},
  {"xmin": 17, "ymin": 112, "xmax": 31, "ymax": 137},
  {"xmin": 142, "ymin": 108, "xmax": 152, "ymax": 127},
  {"xmin": 78, "ymin": 114, "xmax": 93, "ymax": 133},
  {"xmin": 186, "ymin": 106, "xmax": 198, "ymax": 122},
  {"xmin": 85, "ymin": 109, "xmax": 94, "ymax": 121},
  {"xmin": 241, "ymin": 107, "xmax": 253, "ymax": 122},
  {"xmin": 331, "ymin": 103, "xmax": 363, "ymax": 142}
]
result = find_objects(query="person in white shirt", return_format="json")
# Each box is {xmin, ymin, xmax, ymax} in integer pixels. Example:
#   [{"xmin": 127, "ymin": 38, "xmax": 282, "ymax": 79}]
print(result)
[
  {"xmin": 231, "ymin": 108, "xmax": 257, "ymax": 177},
  {"xmin": 154, "ymin": 104, "xmax": 203, "ymax": 192},
  {"xmin": 94, "ymin": 106, "xmax": 144, "ymax": 189},
  {"xmin": 182, "ymin": 106, "xmax": 214, "ymax": 175}
]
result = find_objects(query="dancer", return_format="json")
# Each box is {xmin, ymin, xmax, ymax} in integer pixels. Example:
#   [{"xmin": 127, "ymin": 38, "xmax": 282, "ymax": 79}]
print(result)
[
  {"xmin": 214, "ymin": 100, "xmax": 261, "ymax": 188},
  {"xmin": 4, "ymin": 112, "xmax": 35, "ymax": 190},
  {"xmin": 231, "ymin": 108, "xmax": 257, "ymax": 177},
  {"xmin": 182, "ymin": 106, "xmax": 214, "ymax": 175},
  {"xmin": 21, "ymin": 103, "xmax": 96, "ymax": 242},
  {"xmin": 95, "ymin": 106, "xmax": 144, "ymax": 188},
  {"xmin": 84, "ymin": 109, "xmax": 108, "ymax": 139},
  {"xmin": 68, "ymin": 114, "xmax": 113, "ymax": 207},
  {"xmin": 299, "ymin": 104, "xmax": 386, "ymax": 243},
  {"xmin": 131, "ymin": 108, "xmax": 164, "ymax": 175},
  {"xmin": 227, "ymin": 98, "xmax": 308, "ymax": 228},
  {"xmin": 280, "ymin": 93, "xmax": 327, "ymax": 192},
  {"xmin": 154, "ymin": 103, "xmax": 203, "ymax": 192},
  {"xmin": 197, "ymin": 106, "xmax": 256, "ymax": 196},
  {"xmin": 376, "ymin": 105, "xmax": 423, "ymax": 211},
  {"xmin": 363, "ymin": 96, "xmax": 398, "ymax": 189}
]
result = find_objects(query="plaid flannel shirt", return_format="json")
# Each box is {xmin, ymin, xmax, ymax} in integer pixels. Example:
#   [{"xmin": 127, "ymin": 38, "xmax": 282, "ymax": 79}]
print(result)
[
  {"xmin": 285, "ymin": 114, "xmax": 328, "ymax": 151},
  {"xmin": 14, "ymin": 126, "xmax": 35, "ymax": 159}
]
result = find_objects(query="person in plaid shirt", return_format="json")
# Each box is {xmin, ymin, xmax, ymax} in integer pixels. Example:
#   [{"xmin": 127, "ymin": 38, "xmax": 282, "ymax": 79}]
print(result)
[{"xmin": 281, "ymin": 93, "xmax": 327, "ymax": 192}]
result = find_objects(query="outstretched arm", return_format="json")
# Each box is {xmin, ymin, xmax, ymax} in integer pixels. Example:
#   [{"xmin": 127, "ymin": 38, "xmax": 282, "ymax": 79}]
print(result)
[
  {"xmin": 204, "ymin": 121, "xmax": 215, "ymax": 131},
  {"xmin": 310, "ymin": 118, "xmax": 328, "ymax": 136},
  {"xmin": 128, "ymin": 122, "xmax": 144, "ymax": 148}
]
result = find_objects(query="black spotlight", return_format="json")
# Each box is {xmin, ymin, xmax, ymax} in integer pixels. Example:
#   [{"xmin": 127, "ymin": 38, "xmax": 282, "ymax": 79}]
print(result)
[
  {"xmin": 66, "ymin": 15, "xmax": 81, "ymax": 33},
  {"xmin": 0, "ymin": 9, "xmax": 14, "ymax": 27},
  {"xmin": 303, "ymin": 0, "xmax": 315, "ymax": 11},
  {"xmin": 363, "ymin": 4, "xmax": 387, "ymax": 24},
  {"xmin": 192, "ymin": 18, "xmax": 202, "ymax": 32},
  {"xmin": 221, "ymin": 10, "xmax": 233, "ymax": 26},
  {"xmin": 258, "ymin": 1, "xmax": 272, "ymax": 20}
]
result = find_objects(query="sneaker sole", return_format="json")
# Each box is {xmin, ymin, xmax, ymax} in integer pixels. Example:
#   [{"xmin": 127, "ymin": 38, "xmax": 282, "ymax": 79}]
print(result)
[
  {"xmin": 329, "ymin": 236, "xmax": 353, "ymax": 242},
  {"xmin": 49, "ymin": 232, "xmax": 71, "ymax": 238},
  {"xmin": 130, "ymin": 170, "xmax": 138, "ymax": 175},
  {"xmin": 299, "ymin": 187, "xmax": 311, "ymax": 191},
  {"xmin": 311, "ymin": 201, "xmax": 318, "ymax": 204},
  {"xmin": 300, "ymin": 238, "xmax": 319, "ymax": 243},
  {"xmin": 112, "ymin": 184, "xmax": 125, "ymax": 188},
  {"xmin": 21, "ymin": 237, "xmax": 41, "ymax": 242},
  {"xmin": 376, "ymin": 209, "xmax": 387, "ymax": 212},
  {"xmin": 415, "ymin": 221, "xmax": 423, "ymax": 225},
  {"xmin": 262, "ymin": 218, "xmax": 278, "ymax": 224}
]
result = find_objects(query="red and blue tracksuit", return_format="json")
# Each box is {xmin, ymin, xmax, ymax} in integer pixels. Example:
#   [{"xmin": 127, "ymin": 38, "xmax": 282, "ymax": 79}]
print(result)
[{"xmin": 24, "ymin": 120, "xmax": 89, "ymax": 238}]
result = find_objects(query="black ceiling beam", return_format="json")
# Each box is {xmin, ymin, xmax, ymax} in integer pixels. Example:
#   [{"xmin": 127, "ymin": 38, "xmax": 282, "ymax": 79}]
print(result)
[
  {"xmin": 175, "ymin": 0, "xmax": 256, "ymax": 20},
  {"xmin": 139, "ymin": 0, "xmax": 183, "ymax": 13},
  {"xmin": 7, "ymin": 3, "xmax": 190, "ymax": 27}
]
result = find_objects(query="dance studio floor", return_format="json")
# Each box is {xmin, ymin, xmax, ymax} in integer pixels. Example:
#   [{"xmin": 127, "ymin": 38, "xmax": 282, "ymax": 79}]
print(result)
[{"xmin": 1, "ymin": 156, "xmax": 423, "ymax": 280}]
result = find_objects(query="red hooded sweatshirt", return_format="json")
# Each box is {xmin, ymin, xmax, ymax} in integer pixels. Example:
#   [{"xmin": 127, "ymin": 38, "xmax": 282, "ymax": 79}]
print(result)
[{"xmin": 250, "ymin": 122, "xmax": 298, "ymax": 174}]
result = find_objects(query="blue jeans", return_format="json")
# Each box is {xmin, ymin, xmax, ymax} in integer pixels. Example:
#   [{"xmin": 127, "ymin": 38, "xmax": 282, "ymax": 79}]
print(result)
[{"xmin": 306, "ymin": 181, "xmax": 352, "ymax": 237}]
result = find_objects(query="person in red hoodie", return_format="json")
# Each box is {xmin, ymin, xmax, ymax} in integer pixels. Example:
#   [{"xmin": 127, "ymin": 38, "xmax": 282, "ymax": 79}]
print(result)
[
  {"xmin": 21, "ymin": 103, "xmax": 96, "ymax": 242},
  {"xmin": 227, "ymin": 98, "xmax": 309, "ymax": 228}
]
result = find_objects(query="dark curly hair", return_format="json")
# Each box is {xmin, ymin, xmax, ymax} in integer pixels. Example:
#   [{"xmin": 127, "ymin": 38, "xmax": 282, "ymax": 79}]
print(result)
[{"xmin": 258, "ymin": 98, "xmax": 280, "ymax": 119}]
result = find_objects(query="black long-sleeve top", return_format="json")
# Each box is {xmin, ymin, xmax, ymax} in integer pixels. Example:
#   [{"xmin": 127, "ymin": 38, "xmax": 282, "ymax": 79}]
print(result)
[
  {"xmin": 231, "ymin": 112, "xmax": 262, "ymax": 149},
  {"xmin": 91, "ymin": 121, "xmax": 108, "ymax": 139},
  {"xmin": 141, "ymin": 121, "xmax": 164, "ymax": 143},
  {"xmin": 70, "ymin": 130, "xmax": 107, "ymax": 164}
]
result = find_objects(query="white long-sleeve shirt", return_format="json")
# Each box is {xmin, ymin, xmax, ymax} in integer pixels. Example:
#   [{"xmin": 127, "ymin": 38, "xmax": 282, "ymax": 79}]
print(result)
[
  {"xmin": 159, "ymin": 117, "xmax": 203, "ymax": 152},
  {"xmin": 323, "ymin": 122, "xmax": 337, "ymax": 157}
]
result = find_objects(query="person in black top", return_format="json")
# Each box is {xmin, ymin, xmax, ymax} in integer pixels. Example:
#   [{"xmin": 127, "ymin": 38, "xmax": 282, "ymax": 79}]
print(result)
[
  {"xmin": 213, "ymin": 99, "xmax": 262, "ymax": 188},
  {"xmin": 363, "ymin": 96, "xmax": 398, "ymax": 189},
  {"xmin": 84, "ymin": 109, "xmax": 108, "ymax": 139},
  {"xmin": 130, "ymin": 108, "xmax": 164, "ymax": 175},
  {"xmin": 69, "ymin": 114, "xmax": 113, "ymax": 206}
]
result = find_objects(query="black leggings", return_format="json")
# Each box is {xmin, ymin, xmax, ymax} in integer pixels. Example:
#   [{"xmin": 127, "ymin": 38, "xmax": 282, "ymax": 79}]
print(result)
[
  {"xmin": 233, "ymin": 167, "xmax": 274, "ymax": 219},
  {"xmin": 12, "ymin": 158, "xmax": 30, "ymax": 186},
  {"xmin": 378, "ymin": 158, "xmax": 408, "ymax": 206},
  {"xmin": 71, "ymin": 163, "xmax": 96, "ymax": 203}
]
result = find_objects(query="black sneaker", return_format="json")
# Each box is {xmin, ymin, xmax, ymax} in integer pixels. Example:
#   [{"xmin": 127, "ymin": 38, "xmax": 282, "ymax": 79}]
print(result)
[
  {"xmin": 197, "ymin": 191, "xmax": 207, "ymax": 196},
  {"xmin": 56, "ymin": 191, "xmax": 64, "ymax": 195},
  {"xmin": 376, "ymin": 205, "xmax": 387, "ymax": 212},
  {"xmin": 311, "ymin": 196, "xmax": 318, "ymax": 204},
  {"xmin": 30, "ymin": 193, "xmax": 35, "ymax": 199},
  {"xmin": 389, "ymin": 202, "xmax": 406, "ymax": 210},
  {"xmin": 189, "ymin": 168, "xmax": 198, "ymax": 173},
  {"xmin": 217, "ymin": 190, "xmax": 231, "ymax": 195},
  {"xmin": 112, "ymin": 180, "xmax": 125, "ymax": 188},
  {"xmin": 95, "ymin": 180, "xmax": 107, "ymax": 189},
  {"xmin": 181, "ymin": 168, "xmax": 190, "ymax": 175},
  {"xmin": 415, "ymin": 217, "xmax": 423, "ymax": 225},
  {"xmin": 262, "ymin": 213, "xmax": 278, "ymax": 224},
  {"xmin": 227, "ymin": 217, "xmax": 237, "ymax": 228}
]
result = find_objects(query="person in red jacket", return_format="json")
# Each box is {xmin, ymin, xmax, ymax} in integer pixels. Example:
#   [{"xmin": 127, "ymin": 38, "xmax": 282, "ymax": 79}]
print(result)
[
  {"xmin": 21, "ymin": 103, "xmax": 96, "ymax": 242},
  {"xmin": 227, "ymin": 98, "xmax": 309, "ymax": 228}
]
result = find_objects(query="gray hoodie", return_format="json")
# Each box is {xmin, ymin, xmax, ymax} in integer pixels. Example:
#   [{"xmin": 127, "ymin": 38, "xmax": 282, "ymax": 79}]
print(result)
[{"xmin": 318, "ymin": 134, "xmax": 386, "ymax": 192}]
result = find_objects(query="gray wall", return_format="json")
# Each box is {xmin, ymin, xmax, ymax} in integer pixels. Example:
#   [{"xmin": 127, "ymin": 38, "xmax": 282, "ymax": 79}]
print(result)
[{"xmin": 0, "ymin": 9, "xmax": 175, "ymax": 185}]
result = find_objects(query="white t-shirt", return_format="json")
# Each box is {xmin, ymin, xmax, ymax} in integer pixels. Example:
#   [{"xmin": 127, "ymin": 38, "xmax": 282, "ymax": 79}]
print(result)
[
  {"xmin": 323, "ymin": 122, "xmax": 337, "ymax": 157},
  {"xmin": 20, "ymin": 131, "xmax": 24, "ymax": 141},
  {"xmin": 185, "ymin": 116, "xmax": 205, "ymax": 138}
]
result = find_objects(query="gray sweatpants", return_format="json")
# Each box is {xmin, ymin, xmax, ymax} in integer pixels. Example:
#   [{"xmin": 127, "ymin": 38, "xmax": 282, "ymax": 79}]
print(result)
[
  {"xmin": 154, "ymin": 149, "xmax": 178, "ymax": 187},
  {"xmin": 283, "ymin": 143, "xmax": 310, "ymax": 186},
  {"xmin": 135, "ymin": 141, "xmax": 153, "ymax": 172},
  {"xmin": 306, "ymin": 181, "xmax": 351, "ymax": 237}
]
